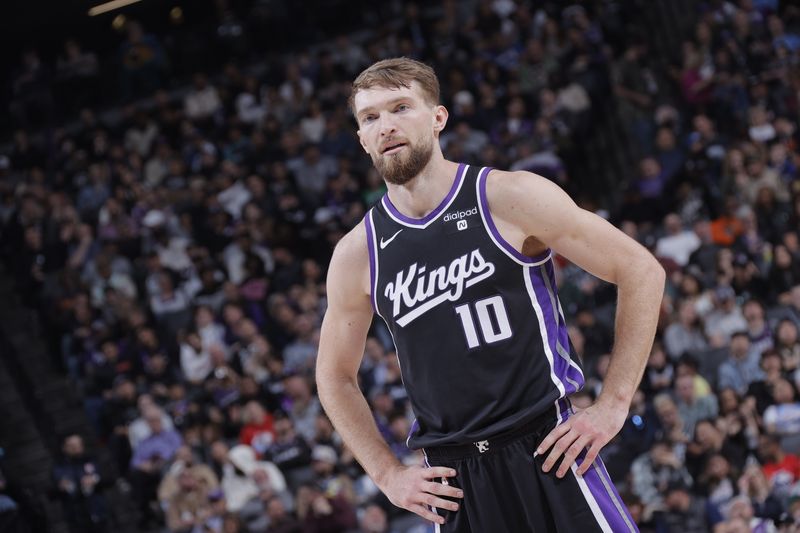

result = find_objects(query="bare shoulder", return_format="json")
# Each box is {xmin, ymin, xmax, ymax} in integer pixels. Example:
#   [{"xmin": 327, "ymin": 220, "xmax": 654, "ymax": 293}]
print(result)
[
  {"xmin": 327, "ymin": 220, "xmax": 371, "ymax": 304},
  {"xmin": 483, "ymin": 169, "xmax": 577, "ymax": 230},
  {"xmin": 485, "ymin": 169, "xmax": 573, "ymax": 208}
]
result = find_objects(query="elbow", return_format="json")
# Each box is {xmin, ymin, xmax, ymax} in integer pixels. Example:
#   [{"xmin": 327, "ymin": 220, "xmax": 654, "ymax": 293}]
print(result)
[
  {"xmin": 648, "ymin": 256, "xmax": 666, "ymax": 288},
  {"xmin": 641, "ymin": 255, "xmax": 666, "ymax": 292},
  {"xmin": 623, "ymin": 253, "xmax": 665, "ymax": 292}
]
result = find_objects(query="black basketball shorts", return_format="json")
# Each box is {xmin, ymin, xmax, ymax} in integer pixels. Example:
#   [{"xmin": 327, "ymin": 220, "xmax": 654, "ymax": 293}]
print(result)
[{"xmin": 422, "ymin": 402, "xmax": 638, "ymax": 532}]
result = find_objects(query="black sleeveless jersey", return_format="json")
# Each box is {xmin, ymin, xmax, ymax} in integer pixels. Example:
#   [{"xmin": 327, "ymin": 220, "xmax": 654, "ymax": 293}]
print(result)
[{"xmin": 364, "ymin": 163, "xmax": 585, "ymax": 449}]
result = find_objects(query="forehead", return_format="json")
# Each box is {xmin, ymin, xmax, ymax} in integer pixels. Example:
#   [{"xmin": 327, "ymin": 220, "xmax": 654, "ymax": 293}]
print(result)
[{"xmin": 353, "ymin": 82, "xmax": 427, "ymax": 114}]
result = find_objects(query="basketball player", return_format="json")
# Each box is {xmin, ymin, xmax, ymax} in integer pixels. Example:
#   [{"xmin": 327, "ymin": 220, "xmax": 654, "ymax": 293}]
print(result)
[{"xmin": 316, "ymin": 58, "xmax": 664, "ymax": 532}]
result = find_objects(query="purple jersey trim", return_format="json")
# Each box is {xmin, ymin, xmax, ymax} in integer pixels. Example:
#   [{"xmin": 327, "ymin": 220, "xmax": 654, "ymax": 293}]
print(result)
[
  {"xmin": 381, "ymin": 162, "xmax": 466, "ymax": 225},
  {"xmin": 364, "ymin": 211, "xmax": 378, "ymax": 314},
  {"xmin": 477, "ymin": 166, "xmax": 551, "ymax": 264}
]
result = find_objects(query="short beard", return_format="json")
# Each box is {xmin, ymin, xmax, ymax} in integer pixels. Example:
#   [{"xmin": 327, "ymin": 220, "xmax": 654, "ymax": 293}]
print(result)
[{"xmin": 373, "ymin": 137, "xmax": 433, "ymax": 185}]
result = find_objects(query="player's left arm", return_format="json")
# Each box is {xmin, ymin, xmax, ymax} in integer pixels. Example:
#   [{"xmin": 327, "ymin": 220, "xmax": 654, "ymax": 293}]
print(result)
[{"xmin": 485, "ymin": 170, "xmax": 666, "ymax": 477}]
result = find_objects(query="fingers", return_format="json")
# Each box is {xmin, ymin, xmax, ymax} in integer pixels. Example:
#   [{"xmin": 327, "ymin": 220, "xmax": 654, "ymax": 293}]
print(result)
[
  {"xmin": 424, "ymin": 481, "xmax": 464, "ymax": 499},
  {"xmin": 422, "ymin": 467, "xmax": 457, "ymax": 480},
  {"xmin": 556, "ymin": 434, "xmax": 591, "ymax": 478},
  {"xmin": 409, "ymin": 503, "xmax": 445, "ymax": 525},
  {"xmin": 576, "ymin": 441, "xmax": 602, "ymax": 476},
  {"xmin": 540, "ymin": 428, "xmax": 579, "ymax": 473},
  {"xmin": 420, "ymin": 493, "xmax": 460, "ymax": 512},
  {"xmin": 536, "ymin": 421, "xmax": 571, "ymax": 458}
]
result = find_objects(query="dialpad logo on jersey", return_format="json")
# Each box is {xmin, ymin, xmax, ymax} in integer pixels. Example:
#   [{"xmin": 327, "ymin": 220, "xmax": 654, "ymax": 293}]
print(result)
[
  {"xmin": 384, "ymin": 248, "xmax": 495, "ymax": 327},
  {"xmin": 443, "ymin": 207, "xmax": 478, "ymax": 222}
]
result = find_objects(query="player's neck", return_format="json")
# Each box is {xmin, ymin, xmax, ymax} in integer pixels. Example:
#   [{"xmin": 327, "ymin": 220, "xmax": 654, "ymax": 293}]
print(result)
[{"xmin": 384, "ymin": 156, "xmax": 460, "ymax": 219}]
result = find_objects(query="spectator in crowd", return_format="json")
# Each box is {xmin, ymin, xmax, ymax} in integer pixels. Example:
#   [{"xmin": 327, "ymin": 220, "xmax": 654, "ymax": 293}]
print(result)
[
  {"xmin": 163, "ymin": 469, "xmax": 214, "ymax": 532},
  {"xmin": 118, "ymin": 21, "xmax": 167, "ymax": 99},
  {"xmin": 654, "ymin": 480, "xmax": 716, "ymax": 533},
  {"xmin": 264, "ymin": 495, "xmax": 301, "ymax": 533},
  {"xmin": 758, "ymin": 433, "xmax": 800, "ymax": 503},
  {"xmin": 631, "ymin": 439, "xmax": 693, "ymax": 514},
  {"xmin": 705, "ymin": 286, "xmax": 747, "ymax": 346},
  {"xmin": 718, "ymin": 331, "xmax": 764, "ymax": 395},
  {"xmin": 656, "ymin": 213, "xmax": 702, "ymax": 267},
  {"xmin": 763, "ymin": 378, "xmax": 800, "ymax": 453},
  {"xmin": 130, "ymin": 408, "xmax": 182, "ymax": 526},
  {"xmin": 53, "ymin": 434, "xmax": 107, "ymax": 533},
  {"xmin": 674, "ymin": 374, "xmax": 719, "ymax": 437},
  {"xmin": 664, "ymin": 299, "xmax": 709, "ymax": 360},
  {"xmin": 296, "ymin": 482, "xmax": 357, "ymax": 532}
]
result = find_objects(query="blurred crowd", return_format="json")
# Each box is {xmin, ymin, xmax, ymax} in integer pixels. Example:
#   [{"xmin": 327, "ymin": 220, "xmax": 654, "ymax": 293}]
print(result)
[{"xmin": 2, "ymin": 0, "xmax": 800, "ymax": 532}]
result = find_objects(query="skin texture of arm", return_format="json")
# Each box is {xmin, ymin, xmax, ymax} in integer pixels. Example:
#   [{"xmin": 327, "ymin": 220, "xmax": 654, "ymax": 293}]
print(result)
[
  {"xmin": 316, "ymin": 222, "xmax": 461, "ymax": 525},
  {"xmin": 484, "ymin": 169, "xmax": 666, "ymax": 476}
]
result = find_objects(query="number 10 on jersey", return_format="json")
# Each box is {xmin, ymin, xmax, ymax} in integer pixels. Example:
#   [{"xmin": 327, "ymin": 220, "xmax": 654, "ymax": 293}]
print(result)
[{"xmin": 454, "ymin": 295, "xmax": 512, "ymax": 349}]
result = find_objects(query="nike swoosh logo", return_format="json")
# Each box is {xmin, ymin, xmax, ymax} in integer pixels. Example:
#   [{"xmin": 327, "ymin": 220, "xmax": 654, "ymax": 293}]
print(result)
[{"xmin": 379, "ymin": 229, "xmax": 403, "ymax": 249}]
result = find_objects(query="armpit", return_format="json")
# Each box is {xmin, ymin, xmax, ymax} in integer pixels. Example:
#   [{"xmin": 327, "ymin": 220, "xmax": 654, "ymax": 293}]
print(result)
[{"xmin": 522, "ymin": 235, "xmax": 548, "ymax": 259}]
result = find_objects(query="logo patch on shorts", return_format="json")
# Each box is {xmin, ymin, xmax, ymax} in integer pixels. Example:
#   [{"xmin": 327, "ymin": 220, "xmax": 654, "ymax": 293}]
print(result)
[{"xmin": 475, "ymin": 440, "xmax": 489, "ymax": 453}]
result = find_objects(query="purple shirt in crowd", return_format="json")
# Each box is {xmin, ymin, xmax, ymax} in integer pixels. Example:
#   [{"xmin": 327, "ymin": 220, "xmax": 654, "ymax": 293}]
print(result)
[{"xmin": 130, "ymin": 429, "xmax": 182, "ymax": 469}]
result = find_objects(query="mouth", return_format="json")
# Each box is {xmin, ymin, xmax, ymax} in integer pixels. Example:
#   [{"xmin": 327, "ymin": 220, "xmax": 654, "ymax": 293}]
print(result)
[{"xmin": 381, "ymin": 142, "xmax": 407, "ymax": 155}]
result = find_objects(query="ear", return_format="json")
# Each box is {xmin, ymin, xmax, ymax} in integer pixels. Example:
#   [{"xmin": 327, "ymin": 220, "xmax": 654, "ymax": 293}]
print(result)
[
  {"xmin": 432, "ymin": 105, "xmax": 449, "ymax": 136},
  {"xmin": 356, "ymin": 129, "xmax": 370, "ymax": 154}
]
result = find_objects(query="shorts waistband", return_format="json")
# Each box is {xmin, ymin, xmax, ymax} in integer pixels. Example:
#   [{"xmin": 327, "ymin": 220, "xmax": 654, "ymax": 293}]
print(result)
[{"xmin": 423, "ymin": 406, "xmax": 558, "ymax": 461}]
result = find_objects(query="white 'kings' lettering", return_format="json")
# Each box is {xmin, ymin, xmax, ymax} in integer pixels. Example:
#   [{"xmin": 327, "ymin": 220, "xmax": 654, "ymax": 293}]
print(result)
[{"xmin": 384, "ymin": 249, "xmax": 495, "ymax": 327}]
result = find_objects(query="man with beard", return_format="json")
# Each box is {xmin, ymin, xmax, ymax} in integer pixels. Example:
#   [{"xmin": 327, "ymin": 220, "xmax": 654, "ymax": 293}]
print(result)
[{"xmin": 316, "ymin": 57, "xmax": 664, "ymax": 531}]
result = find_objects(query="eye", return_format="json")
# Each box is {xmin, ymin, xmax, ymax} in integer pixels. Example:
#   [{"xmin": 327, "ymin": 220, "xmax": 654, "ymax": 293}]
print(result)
[
  {"xmin": 362, "ymin": 115, "xmax": 377, "ymax": 124},
  {"xmin": 395, "ymin": 104, "xmax": 410, "ymax": 112}
]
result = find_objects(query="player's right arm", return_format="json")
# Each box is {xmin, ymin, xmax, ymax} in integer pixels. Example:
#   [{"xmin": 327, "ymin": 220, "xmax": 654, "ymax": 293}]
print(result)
[{"xmin": 316, "ymin": 222, "xmax": 461, "ymax": 526}]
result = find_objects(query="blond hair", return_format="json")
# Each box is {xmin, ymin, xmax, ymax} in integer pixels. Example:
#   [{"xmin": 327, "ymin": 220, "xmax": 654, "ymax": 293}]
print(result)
[{"xmin": 348, "ymin": 57, "xmax": 440, "ymax": 116}]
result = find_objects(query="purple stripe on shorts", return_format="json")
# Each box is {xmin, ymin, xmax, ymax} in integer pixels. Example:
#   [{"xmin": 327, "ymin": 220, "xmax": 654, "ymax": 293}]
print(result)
[
  {"xmin": 382, "ymin": 163, "xmax": 466, "ymax": 225},
  {"xmin": 596, "ymin": 457, "xmax": 638, "ymax": 530},
  {"xmin": 477, "ymin": 167, "xmax": 551, "ymax": 264},
  {"xmin": 364, "ymin": 212, "xmax": 378, "ymax": 314},
  {"xmin": 579, "ymin": 453, "xmax": 638, "ymax": 532}
]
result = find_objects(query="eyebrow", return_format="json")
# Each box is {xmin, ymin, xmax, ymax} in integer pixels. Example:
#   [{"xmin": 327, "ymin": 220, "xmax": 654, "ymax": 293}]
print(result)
[{"xmin": 357, "ymin": 97, "xmax": 411, "ymax": 120}]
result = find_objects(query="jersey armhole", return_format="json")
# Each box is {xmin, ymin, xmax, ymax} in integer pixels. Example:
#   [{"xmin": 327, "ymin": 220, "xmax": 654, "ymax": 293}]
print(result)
[
  {"xmin": 475, "ymin": 167, "xmax": 552, "ymax": 266},
  {"xmin": 364, "ymin": 210, "xmax": 379, "ymax": 315}
]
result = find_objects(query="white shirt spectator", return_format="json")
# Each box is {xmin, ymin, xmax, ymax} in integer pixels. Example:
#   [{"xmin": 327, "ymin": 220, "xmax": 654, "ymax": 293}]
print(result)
[
  {"xmin": 236, "ymin": 92, "xmax": 266, "ymax": 125},
  {"xmin": 223, "ymin": 446, "xmax": 287, "ymax": 512},
  {"xmin": 185, "ymin": 84, "xmax": 222, "ymax": 120},
  {"xmin": 217, "ymin": 180, "xmax": 252, "ymax": 220},
  {"xmin": 199, "ymin": 322, "xmax": 226, "ymax": 353},
  {"xmin": 656, "ymin": 230, "xmax": 701, "ymax": 266},
  {"xmin": 180, "ymin": 342, "xmax": 212, "ymax": 383},
  {"xmin": 764, "ymin": 403, "xmax": 800, "ymax": 435},
  {"xmin": 156, "ymin": 236, "xmax": 193, "ymax": 272}
]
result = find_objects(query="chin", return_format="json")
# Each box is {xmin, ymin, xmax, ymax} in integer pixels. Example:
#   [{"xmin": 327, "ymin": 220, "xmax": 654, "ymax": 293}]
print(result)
[{"xmin": 373, "ymin": 140, "xmax": 433, "ymax": 185}]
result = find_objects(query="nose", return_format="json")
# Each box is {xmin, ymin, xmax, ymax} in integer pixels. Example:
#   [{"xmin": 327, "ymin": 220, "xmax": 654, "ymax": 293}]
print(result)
[{"xmin": 378, "ymin": 112, "xmax": 397, "ymax": 137}]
